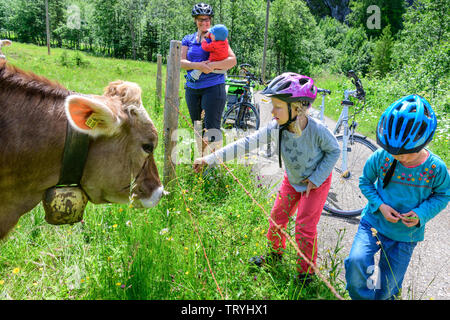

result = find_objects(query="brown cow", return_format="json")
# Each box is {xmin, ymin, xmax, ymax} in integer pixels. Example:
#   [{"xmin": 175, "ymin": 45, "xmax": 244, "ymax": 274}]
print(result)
[{"xmin": 0, "ymin": 60, "xmax": 164, "ymax": 239}]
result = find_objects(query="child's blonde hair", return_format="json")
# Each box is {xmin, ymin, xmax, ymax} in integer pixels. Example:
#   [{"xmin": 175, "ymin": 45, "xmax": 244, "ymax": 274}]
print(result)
[{"xmin": 290, "ymin": 101, "xmax": 310, "ymax": 136}]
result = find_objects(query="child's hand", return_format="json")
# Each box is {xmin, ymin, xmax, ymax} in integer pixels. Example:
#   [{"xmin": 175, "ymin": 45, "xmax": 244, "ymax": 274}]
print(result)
[
  {"xmin": 379, "ymin": 203, "xmax": 402, "ymax": 223},
  {"xmin": 193, "ymin": 158, "xmax": 207, "ymax": 173},
  {"xmin": 401, "ymin": 211, "xmax": 420, "ymax": 227},
  {"xmin": 301, "ymin": 179, "xmax": 317, "ymax": 197}
]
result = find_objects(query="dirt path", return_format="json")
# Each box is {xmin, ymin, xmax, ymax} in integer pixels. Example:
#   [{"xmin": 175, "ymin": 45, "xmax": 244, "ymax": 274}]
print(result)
[{"xmin": 251, "ymin": 92, "xmax": 449, "ymax": 300}]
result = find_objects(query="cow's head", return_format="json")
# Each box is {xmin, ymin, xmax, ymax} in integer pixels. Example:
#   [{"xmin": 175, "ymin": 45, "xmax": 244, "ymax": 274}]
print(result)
[{"xmin": 64, "ymin": 80, "xmax": 164, "ymax": 208}]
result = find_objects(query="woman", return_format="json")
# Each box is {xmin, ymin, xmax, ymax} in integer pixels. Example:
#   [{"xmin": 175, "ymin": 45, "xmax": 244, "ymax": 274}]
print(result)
[{"xmin": 181, "ymin": 3, "xmax": 237, "ymax": 155}]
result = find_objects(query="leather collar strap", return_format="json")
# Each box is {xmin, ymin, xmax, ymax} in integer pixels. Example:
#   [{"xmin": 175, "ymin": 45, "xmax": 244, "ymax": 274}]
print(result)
[{"xmin": 56, "ymin": 121, "xmax": 90, "ymax": 186}]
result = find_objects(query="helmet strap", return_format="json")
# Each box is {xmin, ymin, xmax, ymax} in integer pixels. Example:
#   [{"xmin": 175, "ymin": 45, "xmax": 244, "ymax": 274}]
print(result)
[{"xmin": 278, "ymin": 103, "xmax": 297, "ymax": 168}]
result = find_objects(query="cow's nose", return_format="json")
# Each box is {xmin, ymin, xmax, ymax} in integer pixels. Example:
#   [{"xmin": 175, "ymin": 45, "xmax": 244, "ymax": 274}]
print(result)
[{"xmin": 139, "ymin": 186, "xmax": 167, "ymax": 208}]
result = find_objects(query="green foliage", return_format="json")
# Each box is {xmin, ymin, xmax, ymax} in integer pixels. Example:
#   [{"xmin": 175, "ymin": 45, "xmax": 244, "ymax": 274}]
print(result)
[
  {"xmin": 269, "ymin": 0, "xmax": 318, "ymax": 75},
  {"xmin": 347, "ymin": 0, "xmax": 406, "ymax": 37},
  {"xmin": 369, "ymin": 25, "xmax": 393, "ymax": 78},
  {"xmin": 334, "ymin": 27, "xmax": 374, "ymax": 75}
]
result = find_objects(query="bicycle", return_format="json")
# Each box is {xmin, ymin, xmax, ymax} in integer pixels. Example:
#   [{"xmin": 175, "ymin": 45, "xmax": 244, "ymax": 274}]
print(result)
[
  {"xmin": 222, "ymin": 63, "xmax": 262, "ymax": 131},
  {"xmin": 316, "ymin": 70, "xmax": 378, "ymax": 217}
]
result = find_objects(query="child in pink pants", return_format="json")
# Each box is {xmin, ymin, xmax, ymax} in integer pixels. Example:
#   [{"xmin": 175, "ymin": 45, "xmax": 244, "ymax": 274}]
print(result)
[
  {"xmin": 194, "ymin": 73, "xmax": 340, "ymax": 284},
  {"xmin": 268, "ymin": 172, "xmax": 332, "ymax": 275}
]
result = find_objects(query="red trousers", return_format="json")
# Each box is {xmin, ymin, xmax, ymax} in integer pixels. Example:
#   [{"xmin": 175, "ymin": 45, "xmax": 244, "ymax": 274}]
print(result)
[{"xmin": 267, "ymin": 172, "xmax": 332, "ymax": 274}]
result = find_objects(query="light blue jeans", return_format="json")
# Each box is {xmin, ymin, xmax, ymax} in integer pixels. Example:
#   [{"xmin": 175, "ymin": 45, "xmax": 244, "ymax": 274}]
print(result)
[{"xmin": 344, "ymin": 218, "xmax": 417, "ymax": 300}]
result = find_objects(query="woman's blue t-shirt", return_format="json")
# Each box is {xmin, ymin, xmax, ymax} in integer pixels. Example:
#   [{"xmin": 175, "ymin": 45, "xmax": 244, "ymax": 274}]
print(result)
[{"xmin": 182, "ymin": 32, "xmax": 226, "ymax": 89}]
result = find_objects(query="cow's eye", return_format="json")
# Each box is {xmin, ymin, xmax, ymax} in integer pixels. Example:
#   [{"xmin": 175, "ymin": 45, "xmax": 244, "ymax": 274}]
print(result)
[{"xmin": 142, "ymin": 143, "xmax": 154, "ymax": 154}]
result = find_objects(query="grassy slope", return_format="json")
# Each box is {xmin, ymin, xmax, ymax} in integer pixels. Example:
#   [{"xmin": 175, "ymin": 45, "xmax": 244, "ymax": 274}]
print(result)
[{"xmin": 0, "ymin": 43, "xmax": 346, "ymax": 300}]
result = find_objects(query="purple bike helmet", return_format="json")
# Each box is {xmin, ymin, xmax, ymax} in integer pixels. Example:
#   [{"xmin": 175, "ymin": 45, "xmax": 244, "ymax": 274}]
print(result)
[
  {"xmin": 261, "ymin": 72, "xmax": 317, "ymax": 103},
  {"xmin": 262, "ymin": 73, "xmax": 318, "ymax": 168}
]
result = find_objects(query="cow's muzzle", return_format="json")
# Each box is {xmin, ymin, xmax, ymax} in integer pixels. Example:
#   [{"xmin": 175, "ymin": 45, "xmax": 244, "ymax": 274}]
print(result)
[{"xmin": 130, "ymin": 186, "xmax": 168, "ymax": 208}]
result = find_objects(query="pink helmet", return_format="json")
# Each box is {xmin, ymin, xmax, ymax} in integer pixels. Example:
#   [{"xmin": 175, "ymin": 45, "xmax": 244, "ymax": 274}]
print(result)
[{"xmin": 262, "ymin": 72, "xmax": 317, "ymax": 103}]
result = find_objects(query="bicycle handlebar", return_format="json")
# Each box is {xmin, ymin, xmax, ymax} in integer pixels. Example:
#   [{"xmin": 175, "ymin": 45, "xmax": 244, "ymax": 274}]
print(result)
[
  {"xmin": 317, "ymin": 88, "xmax": 331, "ymax": 95},
  {"xmin": 234, "ymin": 63, "xmax": 265, "ymax": 85},
  {"xmin": 347, "ymin": 70, "xmax": 365, "ymax": 100}
]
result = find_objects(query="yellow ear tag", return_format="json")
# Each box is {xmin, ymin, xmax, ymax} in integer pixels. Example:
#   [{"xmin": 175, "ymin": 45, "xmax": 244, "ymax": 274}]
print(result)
[{"xmin": 85, "ymin": 114, "xmax": 98, "ymax": 129}]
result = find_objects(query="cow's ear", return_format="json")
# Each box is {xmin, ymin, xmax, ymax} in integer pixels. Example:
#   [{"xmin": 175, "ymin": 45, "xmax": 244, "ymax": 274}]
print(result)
[{"xmin": 65, "ymin": 95, "xmax": 121, "ymax": 137}]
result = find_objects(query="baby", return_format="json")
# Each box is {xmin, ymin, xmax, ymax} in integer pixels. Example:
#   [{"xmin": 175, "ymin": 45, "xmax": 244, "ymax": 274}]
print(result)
[{"xmin": 186, "ymin": 24, "xmax": 229, "ymax": 82}]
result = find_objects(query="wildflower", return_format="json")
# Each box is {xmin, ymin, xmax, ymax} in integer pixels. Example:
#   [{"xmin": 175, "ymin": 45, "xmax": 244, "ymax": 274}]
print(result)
[
  {"xmin": 125, "ymin": 220, "xmax": 132, "ymax": 227},
  {"xmin": 112, "ymin": 224, "xmax": 118, "ymax": 228},
  {"xmin": 119, "ymin": 208, "xmax": 124, "ymax": 213},
  {"xmin": 0, "ymin": 280, "xmax": 4, "ymax": 285},
  {"xmin": 12, "ymin": 267, "xmax": 20, "ymax": 275},
  {"xmin": 188, "ymin": 197, "xmax": 193, "ymax": 201},
  {"xmin": 184, "ymin": 247, "xmax": 189, "ymax": 251},
  {"xmin": 159, "ymin": 228, "xmax": 169, "ymax": 235},
  {"xmin": 186, "ymin": 208, "xmax": 191, "ymax": 212},
  {"xmin": 370, "ymin": 227, "xmax": 378, "ymax": 237},
  {"xmin": 185, "ymin": 271, "xmax": 189, "ymax": 275},
  {"xmin": 116, "ymin": 282, "xmax": 121, "ymax": 286},
  {"xmin": 120, "ymin": 284, "xmax": 126, "ymax": 289},
  {"xmin": 376, "ymin": 241, "xmax": 381, "ymax": 246}
]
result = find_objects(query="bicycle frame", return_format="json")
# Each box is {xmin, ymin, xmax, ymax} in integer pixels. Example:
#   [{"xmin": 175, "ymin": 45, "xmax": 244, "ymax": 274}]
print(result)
[{"xmin": 333, "ymin": 89, "xmax": 358, "ymax": 176}]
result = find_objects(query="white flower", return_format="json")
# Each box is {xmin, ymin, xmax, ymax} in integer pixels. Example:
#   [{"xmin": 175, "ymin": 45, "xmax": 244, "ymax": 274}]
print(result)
[{"xmin": 159, "ymin": 228, "xmax": 169, "ymax": 235}]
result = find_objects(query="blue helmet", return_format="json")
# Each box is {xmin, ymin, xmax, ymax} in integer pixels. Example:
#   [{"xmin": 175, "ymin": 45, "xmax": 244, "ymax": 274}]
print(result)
[{"xmin": 376, "ymin": 95, "xmax": 437, "ymax": 155}]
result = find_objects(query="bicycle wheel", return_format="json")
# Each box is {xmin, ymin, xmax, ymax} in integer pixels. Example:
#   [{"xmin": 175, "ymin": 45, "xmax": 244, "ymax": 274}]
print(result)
[
  {"xmin": 222, "ymin": 102, "xmax": 260, "ymax": 131},
  {"xmin": 324, "ymin": 134, "xmax": 378, "ymax": 217}
]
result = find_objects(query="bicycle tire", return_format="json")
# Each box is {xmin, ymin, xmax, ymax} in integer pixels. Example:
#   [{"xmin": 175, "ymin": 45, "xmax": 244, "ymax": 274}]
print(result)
[
  {"xmin": 222, "ymin": 102, "xmax": 260, "ymax": 131},
  {"xmin": 324, "ymin": 134, "xmax": 378, "ymax": 217}
]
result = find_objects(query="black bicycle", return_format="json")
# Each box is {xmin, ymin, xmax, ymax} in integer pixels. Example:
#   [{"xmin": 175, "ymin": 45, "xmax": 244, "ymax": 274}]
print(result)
[{"xmin": 222, "ymin": 64, "xmax": 263, "ymax": 131}]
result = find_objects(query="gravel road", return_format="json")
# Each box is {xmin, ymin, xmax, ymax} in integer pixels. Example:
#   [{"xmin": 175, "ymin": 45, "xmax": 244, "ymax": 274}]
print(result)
[{"xmin": 248, "ymin": 92, "xmax": 449, "ymax": 300}]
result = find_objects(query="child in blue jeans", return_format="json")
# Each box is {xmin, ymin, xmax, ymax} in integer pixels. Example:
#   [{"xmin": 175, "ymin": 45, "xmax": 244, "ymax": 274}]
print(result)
[{"xmin": 345, "ymin": 95, "xmax": 450, "ymax": 300}]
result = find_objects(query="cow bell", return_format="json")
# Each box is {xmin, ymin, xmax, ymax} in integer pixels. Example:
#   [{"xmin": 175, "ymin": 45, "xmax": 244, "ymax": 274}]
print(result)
[{"xmin": 43, "ymin": 186, "xmax": 88, "ymax": 225}]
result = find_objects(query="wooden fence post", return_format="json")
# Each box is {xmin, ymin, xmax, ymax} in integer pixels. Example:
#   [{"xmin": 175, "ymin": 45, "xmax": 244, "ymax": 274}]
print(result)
[
  {"xmin": 156, "ymin": 54, "xmax": 162, "ymax": 106},
  {"xmin": 194, "ymin": 120, "xmax": 203, "ymax": 158},
  {"xmin": 163, "ymin": 40, "xmax": 181, "ymax": 186}
]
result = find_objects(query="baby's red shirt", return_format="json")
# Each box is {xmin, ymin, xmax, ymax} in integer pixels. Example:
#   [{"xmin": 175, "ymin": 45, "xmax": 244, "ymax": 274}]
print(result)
[{"xmin": 201, "ymin": 39, "xmax": 229, "ymax": 62}]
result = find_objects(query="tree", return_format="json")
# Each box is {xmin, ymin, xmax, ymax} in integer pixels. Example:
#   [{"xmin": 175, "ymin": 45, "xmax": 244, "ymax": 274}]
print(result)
[
  {"xmin": 269, "ymin": 0, "xmax": 317, "ymax": 75},
  {"xmin": 346, "ymin": 0, "xmax": 405, "ymax": 38},
  {"xmin": 392, "ymin": 0, "xmax": 449, "ymax": 98},
  {"xmin": 369, "ymin": 24, "xmax": 393, "ymax": 78}
]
